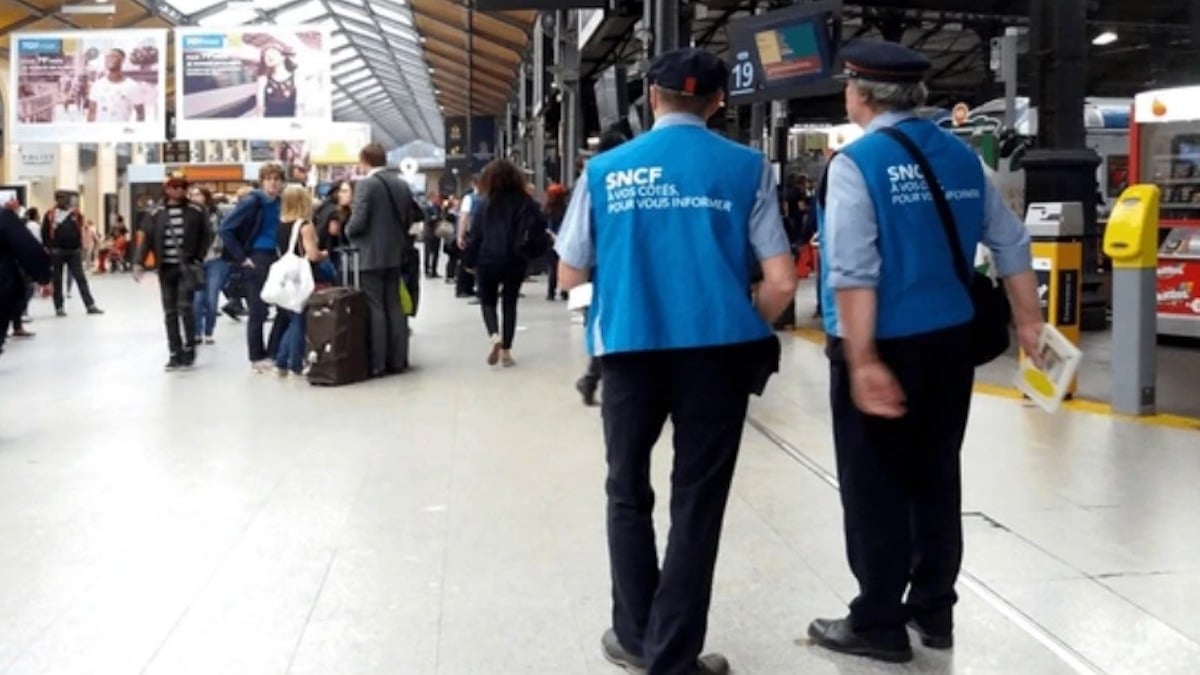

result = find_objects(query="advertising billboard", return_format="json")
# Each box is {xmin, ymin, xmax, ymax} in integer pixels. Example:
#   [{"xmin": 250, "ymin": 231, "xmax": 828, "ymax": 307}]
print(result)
[
  {"xmin": 9, "ymin": 29, "xmax": 168, "ymax": 143},
  {"xmin": 174, "ymin": 26, "xmax": 331, "ymax": 140}
]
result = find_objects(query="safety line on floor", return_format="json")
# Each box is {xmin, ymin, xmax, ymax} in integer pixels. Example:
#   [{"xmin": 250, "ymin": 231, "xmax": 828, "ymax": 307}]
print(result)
[
  {"xmin": 790, "ymin": 327, "xmax": 1200, "ymax": 432},
  {"xmin": 746, "ymin": 417, "xmax": 1109, "ymax": 675}
]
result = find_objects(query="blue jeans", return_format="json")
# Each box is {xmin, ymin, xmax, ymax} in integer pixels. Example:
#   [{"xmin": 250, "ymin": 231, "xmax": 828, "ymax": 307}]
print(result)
[
  {"xmin": 274, "ymin": 309, "xmax": 306, "ymax": 374},
  {"xmin": 193, "ymin": 259, "xmax": 231, "ymax": 338}
]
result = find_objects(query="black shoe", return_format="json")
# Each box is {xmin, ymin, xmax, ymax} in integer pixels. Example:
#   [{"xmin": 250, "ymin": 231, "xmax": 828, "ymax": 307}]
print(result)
[
  {"xmin": 576, "ymin": 377, "xmax": 597, "ymax": 406},
  {"xmin": 86, "ymin": 306, "xmax": 104, "ymax": 315},
  {"xmin": 56, "ymin": 308, "xmax": 67, "ymax": 317},
  {"xmin": 222, "ymin": 304, "xmax": 242, "ymax": 322},
  {"xmin": 907, "ymin": 619, "xmax": 953, "ymax": 649},
  {"xmin": 180, "ymin": 349, "xmax": 196, "ymax": 368},
  {"xmin": 807, "ymin": 617, "xmax": 913, "ymax": 663},
  {"xmin": 601, "ymin": 629, "xmax": 645, "ymax": 672},
  {"xmin": 695, "ymin": 654, "xmax": 730, "ymax": 674},
  {"xmin": 164, "ymin": 357, "xmax": 181, "ymax": 372},
  {"xmin": 600, "ymin": 629, "xmax": 727, "ymax": 674}
]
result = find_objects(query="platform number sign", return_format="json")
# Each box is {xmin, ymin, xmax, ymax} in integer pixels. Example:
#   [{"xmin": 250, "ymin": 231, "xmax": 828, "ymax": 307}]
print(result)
[{"xmin": 730, "ymin": 51, "xmax": 758, "ymax": 97}]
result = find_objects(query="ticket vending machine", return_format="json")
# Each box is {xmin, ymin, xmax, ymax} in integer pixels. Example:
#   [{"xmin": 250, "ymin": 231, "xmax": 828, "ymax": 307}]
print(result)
[{"xmin": 1024, "ymin": 202, "xmax": 1085, "ymax": 394}]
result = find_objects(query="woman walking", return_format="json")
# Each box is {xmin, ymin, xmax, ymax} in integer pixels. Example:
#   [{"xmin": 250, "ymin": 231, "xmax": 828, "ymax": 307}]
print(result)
[{"xmin": 465, "ymin": 160, "xmax": 542, "ymax": 367}]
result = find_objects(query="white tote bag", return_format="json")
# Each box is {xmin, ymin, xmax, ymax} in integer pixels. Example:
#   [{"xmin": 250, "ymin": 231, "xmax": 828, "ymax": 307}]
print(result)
[{"xmin": 260, "ymin": 220, "xmax": 314, "ymax": 313}]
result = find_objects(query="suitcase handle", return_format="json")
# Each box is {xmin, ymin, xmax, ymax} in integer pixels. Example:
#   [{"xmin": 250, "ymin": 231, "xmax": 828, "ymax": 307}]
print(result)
[{"xmin": 334, "ymin": 246, "xmax": 361, "ymax": 289}]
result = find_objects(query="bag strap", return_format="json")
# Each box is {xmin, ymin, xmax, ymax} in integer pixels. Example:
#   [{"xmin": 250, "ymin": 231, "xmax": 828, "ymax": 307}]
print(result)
[
  {"xmin": 876, "ymin": 124, "xmax": 972, "ymax": 289},
  {"xmin": 286, "ymin": 219, "xmax": 303, "ymax": 257},
  {"xmin": 373, "ymin": 173, "xmax": 406, "ymax": 225}
]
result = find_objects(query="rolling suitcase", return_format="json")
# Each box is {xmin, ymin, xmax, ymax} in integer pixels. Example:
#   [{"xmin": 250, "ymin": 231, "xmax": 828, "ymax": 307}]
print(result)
[{"xmin": 305, "ymin": 247, "xmax": 370, "ymax": 386}]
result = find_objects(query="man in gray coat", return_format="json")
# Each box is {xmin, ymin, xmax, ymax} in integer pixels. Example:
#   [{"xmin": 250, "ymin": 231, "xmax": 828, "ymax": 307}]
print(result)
[{"xmin": 345, "ymin": 143, "xmax": 415, "ymax": 376}]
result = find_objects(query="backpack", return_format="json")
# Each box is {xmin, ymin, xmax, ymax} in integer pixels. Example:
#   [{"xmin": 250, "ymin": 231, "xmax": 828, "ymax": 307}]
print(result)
[
  {"xmin": 47, "ymin": 209, "xmax": 83, "ymax": 250},
  {"xmin": 513, "ymin": 200, "xmax": 551, "ymax": 261}
]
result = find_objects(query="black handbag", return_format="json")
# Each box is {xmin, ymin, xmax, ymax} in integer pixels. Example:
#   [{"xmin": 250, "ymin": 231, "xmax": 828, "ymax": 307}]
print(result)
[{"xmin": 877, "ymin": 126, "xmax": 1012, "ymax": 365}]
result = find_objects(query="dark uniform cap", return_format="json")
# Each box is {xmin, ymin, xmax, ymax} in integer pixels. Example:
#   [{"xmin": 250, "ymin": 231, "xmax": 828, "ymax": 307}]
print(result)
[
  {"xmin": 647, "ymin": 48, "xmax": 729, "ymax": 97},
  {"xmin": 839, "ymin": 40, "xmax": 931, "ymax": 83}
]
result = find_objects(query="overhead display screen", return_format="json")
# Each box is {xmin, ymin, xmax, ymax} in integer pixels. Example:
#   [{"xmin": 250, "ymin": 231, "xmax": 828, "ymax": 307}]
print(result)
[{"xmin": 726, "ymin": 0, "xmax": 843, "ymax": 105}]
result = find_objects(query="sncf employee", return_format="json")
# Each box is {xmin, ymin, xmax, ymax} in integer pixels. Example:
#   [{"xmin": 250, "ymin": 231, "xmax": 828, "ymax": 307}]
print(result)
[{"xmin": 555, "ymin": 48, "xmax": 797, "ymax": 675}]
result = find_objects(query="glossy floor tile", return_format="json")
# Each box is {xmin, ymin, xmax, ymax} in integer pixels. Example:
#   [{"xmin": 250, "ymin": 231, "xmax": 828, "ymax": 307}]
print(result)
[{"xmin": 1, "ymin": 273, "xmax": 1197, "ymax": 674}]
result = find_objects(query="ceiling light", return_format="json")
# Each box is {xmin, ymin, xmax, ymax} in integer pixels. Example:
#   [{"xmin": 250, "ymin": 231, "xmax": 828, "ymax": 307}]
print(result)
[{"xmin": 1092, "ymin": 31, "xmax": 1118, "ymax": 46}]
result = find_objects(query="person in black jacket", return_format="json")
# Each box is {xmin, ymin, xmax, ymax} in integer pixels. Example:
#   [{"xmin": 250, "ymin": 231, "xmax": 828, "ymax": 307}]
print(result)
[
  {"xmin": 0, "ymin": 201, "xmax": 51, "ymax": 358},
  {"xmin": 465, "ymin": 159, "xmax": 542, "ymax": 367},
  {"xmin": 133, "ymin": 177, "xmax": 211, "ymax": 371},
  {"xmin": 42, "ymin": 190, "xmax": 103, "ymax": 317}
]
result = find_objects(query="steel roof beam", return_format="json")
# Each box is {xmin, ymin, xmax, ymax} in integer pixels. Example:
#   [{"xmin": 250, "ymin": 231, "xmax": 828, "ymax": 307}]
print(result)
[
  {"xmin": 332, "ymin": 84, "xmax": 403, "ymax": 146},
  {"xmin": 410, "ymin": 6, "xmax": 528, "ymax": 56},
  {"xmin": 318, "ymin": 0, "xmax": 437, "ymax": 144}
]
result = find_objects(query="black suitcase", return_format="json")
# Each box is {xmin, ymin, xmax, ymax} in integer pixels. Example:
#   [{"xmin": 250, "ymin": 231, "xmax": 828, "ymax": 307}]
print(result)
[{"xmin": 306, "ymin": 247, "xmax": 369, "ymax": 386}]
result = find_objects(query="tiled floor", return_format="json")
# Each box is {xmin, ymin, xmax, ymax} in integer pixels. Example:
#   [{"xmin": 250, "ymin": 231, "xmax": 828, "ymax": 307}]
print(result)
[{"xmin": 1, "ymin": 273, "xmax": 1198, "ymax": 675}]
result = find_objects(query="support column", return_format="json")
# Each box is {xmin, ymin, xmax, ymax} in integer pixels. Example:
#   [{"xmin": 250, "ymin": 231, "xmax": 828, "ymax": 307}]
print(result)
[
  {"xmin": 641, "ymin": 0, "xmax": 654, "ymax": 126},
  {"xmin": 56, "ymin": 143, "xmax": 80, "ymax": 195},
  {"xmin": 771, "ymin": 99, "xmax": 788, "ymax": 182},
  {"xmin": 94, "ymin": 143, "xmax": 118, "ymax": 236},
  {"xmin": 533, "ymin": 17, "xmax": 546, "ymax": 196},
  {"xmin": 518, "ymin": 62, "xmax": 528, "ymax": 169},
  {"xmin": 557, "ymin": 10, "xmax": 581, "ymax": 189},
  {"xmin": 1025, "ymin": 0, "xmax": 1104, "ymax": 330},
  {"xmin": 505, "ymin": 102, "xmax": 514, "ymax": 161},
  {"xmin": 654, "ymin": 0, "xmax": 680, "ymax": 55},
  {"xmin": 465, "ymin": 4, "xmax": 474, "ymax": 184},
  {"xmin": 750, "ymin": 104, "xmax": 766, "ymax": 151}
]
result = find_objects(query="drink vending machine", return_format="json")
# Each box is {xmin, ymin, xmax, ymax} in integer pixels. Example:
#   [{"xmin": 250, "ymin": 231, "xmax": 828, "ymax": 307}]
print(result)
[{"xmin": 1129, "ymin": 85, "xmax": 1200, "ymax": 338}]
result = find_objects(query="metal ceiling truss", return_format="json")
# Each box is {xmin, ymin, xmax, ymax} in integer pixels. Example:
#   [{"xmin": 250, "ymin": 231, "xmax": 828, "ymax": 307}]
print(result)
[{"xmin": 316, "ymin": 0, "xmax": 438, "ymax": 144}]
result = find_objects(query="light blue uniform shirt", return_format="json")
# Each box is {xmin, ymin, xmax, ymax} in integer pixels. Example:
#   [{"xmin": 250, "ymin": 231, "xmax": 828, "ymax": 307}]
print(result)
[
  {"xmin": 556, "ymin": 113, "xmax": 790, "ymax": 271},
  {"xmin": 823, "ymin": 110, "xmax": 1032, "ymax": 292},
  {"xmin": 555, "ymin": 112, "xmax": 791, "ymax": 355}
]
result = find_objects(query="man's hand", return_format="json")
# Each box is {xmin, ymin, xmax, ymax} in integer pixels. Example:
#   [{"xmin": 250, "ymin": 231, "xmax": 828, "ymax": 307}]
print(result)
[
  {"xmin": 4, "ymin": 199, "xmax": 20, "ymax": 212},
  {"xmin": 850, "ymin": 360, "xmax": 907, "ymax": 419},
  {"xmin": 1016, "ymin": 320, "xmax": 1045, "ymax": 369},
  {"xmin": 1002, "ymin": 270, "xmax": 1046, "ymax": 369}
]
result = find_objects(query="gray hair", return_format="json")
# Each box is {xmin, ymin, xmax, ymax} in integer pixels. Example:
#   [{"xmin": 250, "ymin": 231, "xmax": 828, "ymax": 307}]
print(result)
[{"xmin": 853, "ymin": 79, "xmax": 929, "ymax": 112}]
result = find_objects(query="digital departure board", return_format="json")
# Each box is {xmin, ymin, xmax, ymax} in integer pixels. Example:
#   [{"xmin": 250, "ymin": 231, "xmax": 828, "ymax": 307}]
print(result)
[{"xmin": 726, "ymin": 1, "xmax": 843, "ymax": 105}]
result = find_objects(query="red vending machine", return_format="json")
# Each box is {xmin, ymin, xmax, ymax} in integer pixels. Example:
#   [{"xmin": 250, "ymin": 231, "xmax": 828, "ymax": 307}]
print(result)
[{"xmin": 1130, "ymin": 86, "xmax": 1200, "ymax": 338}]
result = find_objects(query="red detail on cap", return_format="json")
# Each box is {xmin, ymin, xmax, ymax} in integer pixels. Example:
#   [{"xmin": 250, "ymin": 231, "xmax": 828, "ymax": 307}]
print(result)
[{"xmin": 684, "ymin": 76, "xmax": 697, "ymax": 94}]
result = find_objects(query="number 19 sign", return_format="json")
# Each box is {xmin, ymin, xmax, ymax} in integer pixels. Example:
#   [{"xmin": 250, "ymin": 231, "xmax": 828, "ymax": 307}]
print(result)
[{"xmin": 730, "ymin": 53, "xmax": 757, "ymax": 98}]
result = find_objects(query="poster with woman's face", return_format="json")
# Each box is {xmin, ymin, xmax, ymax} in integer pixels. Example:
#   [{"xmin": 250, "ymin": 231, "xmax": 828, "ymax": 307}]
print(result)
[
  {"xmin": 173, "ymin": 26, "xmax": 331, "ymax": 141},
  {"xmin": 9, "ymin": 29, "xmax": 167, "ymax": 143}
]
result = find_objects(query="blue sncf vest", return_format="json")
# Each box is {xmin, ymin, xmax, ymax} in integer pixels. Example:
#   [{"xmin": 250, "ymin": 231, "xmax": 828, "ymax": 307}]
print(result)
[
  {"xmin": 818, "ymin": 119, "xmax": 986, "ymax": 339},
  {"xmin": 584, "ymin": 123, "xmax": 770, "ymax": 356}
]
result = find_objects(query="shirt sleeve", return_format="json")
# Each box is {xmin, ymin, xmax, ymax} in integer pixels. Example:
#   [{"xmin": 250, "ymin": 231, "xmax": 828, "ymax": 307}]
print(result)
[
  {"xmin": 981, "ymin": 177, "xmax": 1033, "ymax": 277},
  {"xmin": 824, "ymin": 153, "xmax": 882, "ymax": 289},
  {"xmin": 748, "ymin": 157, "xmax": 792, "ymax": 260},
  {"xmin": 554, "ymin": 169, "xmax": 594, "ymax": 269}
]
